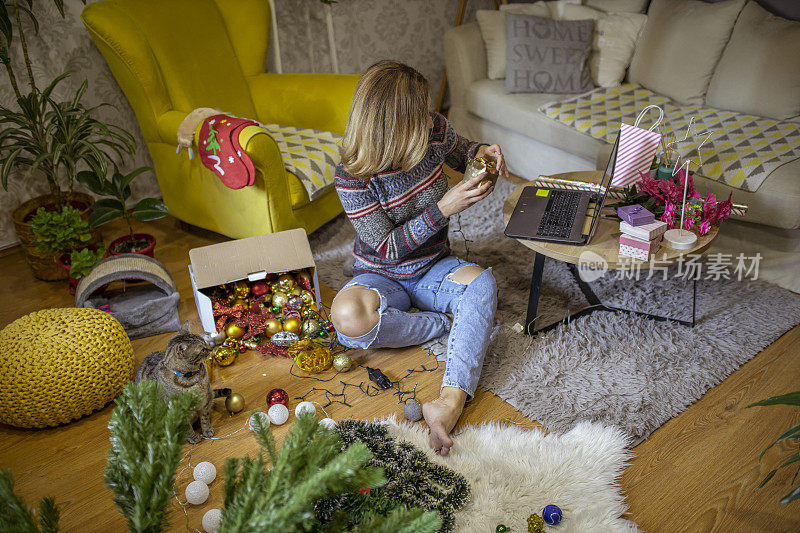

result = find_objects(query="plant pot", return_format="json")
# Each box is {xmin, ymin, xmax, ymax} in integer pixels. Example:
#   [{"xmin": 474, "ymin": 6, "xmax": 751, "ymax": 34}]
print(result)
[
  {"xmin": 656, "ymin": 164, "xmax": 677, "ymax": 181},
  {"xmin": 12, "ymin": 192, "xmax": 101, "ymax": 281},
  {"xmin": 109, "ymin": 233, "xmax": 156, "ymax": 257},
  {"xmin": 57, "ymin": 245, "xmax": 109, "ymax": 295}
]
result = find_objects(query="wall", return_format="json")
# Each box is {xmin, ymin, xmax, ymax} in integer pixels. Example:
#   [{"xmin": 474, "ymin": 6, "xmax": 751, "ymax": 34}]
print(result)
[
  {"xmin": 0, "ymin": 0, "xmax": 491, "ymax": 248},
  {"xmin": 0, "ymin": 0, "xmax": 157, "ymax": 249}
]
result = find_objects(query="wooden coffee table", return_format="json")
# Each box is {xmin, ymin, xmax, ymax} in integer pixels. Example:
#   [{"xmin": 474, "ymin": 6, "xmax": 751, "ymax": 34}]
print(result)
[{"xmin": 503, "ymin": 171, "xmax": 718, "ymax": 334}]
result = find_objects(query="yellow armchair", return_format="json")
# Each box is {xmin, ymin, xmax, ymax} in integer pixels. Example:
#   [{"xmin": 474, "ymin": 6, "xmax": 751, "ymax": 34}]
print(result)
[{"xmin": 81, "ymin": 0, "xmax": 358, "ymax": 238}]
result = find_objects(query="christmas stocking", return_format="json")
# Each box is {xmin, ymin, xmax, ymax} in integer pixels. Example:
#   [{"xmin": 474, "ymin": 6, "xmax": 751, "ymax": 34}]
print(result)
[{"xmin": 198, "ymin": 114, "xmax": 258, "ymax": 189}]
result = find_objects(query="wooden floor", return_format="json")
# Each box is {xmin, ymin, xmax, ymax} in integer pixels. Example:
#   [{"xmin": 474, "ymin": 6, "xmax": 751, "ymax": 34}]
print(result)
[{"xmin": 1, "ymin": 210, "xmax": 799, "ymax": 532}]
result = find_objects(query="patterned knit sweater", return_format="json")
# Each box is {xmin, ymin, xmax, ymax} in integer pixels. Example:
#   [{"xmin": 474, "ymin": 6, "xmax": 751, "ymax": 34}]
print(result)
[{"xmin": 335, "ymin": 112, "xmax": 483, "ymax": 279}]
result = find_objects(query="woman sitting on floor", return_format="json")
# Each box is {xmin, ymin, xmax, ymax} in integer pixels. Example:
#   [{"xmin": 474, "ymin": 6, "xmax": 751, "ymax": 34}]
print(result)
[{"xmin": 330, "ymin": 60, "xmax": 507, "ymax": 456}]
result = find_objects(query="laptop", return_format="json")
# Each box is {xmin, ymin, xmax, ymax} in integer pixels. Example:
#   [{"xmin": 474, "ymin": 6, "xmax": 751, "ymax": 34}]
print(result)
[{"xmin": 504, "ymin": 136, "xmax": 618, "ymax": 245}]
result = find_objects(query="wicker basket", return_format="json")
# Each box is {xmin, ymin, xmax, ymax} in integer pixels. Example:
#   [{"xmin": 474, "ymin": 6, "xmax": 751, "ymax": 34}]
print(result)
[{"xmin": 11, "ymin": 192, "xmax": 101, "ymax": 281}]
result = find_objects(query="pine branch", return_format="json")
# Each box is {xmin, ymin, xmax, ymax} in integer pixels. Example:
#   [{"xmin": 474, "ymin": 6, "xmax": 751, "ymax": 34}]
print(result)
[
  {"xmin": 104, "ymin": 381, "xmax": 200, "ymax": 533},
  {"xmin": 357, "ymin": 505, "xmax": 441, "ymax": 533},
  {"xmin": 0, "ymin": 469, "xmax": 60, "ymax": 532}
]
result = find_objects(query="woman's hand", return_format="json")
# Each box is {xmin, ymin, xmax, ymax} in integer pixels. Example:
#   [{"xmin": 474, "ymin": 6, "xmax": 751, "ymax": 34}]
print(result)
[
  {"xmin": 437, "ymin": 172, "xmax": 494, "ymax": 218},
  {"xmin": 476, "ymin": 144, "xmax": 509, "ymax": 178}
]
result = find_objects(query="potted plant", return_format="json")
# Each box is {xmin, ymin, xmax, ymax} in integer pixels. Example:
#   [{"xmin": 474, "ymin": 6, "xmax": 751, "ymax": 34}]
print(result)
[
  {"xmin": 28, "ymin": 204, "xmax": 103, "ymax": 287},
  {"xmin": 655, "ymin": 122, "xmax": 678, "ymax": 180},
  {"xmin": 0, "ymin": 1, "xmax": 136, "ymax": 279},
  {"xmin": 77, "ymin": 166, "xmax": 168, "ymax": 257},
  {"xmin": 57, "ymin": 244, "xmax": 107, "ymax": 294}
]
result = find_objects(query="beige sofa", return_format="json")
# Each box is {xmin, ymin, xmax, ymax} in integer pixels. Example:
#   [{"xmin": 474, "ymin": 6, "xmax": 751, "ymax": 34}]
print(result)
[{"xmin": 443, "ymin": 1, "xmax": 800, "ymax": 230}]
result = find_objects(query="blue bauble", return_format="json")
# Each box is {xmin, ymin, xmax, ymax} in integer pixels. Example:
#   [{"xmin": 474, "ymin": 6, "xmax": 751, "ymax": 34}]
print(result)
[{"xmin": 542, "ymin": 504, "xmax": 562, "ymax": 526}]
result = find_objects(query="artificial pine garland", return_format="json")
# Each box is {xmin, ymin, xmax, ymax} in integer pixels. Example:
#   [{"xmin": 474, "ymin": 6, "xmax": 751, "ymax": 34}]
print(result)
[{"xmin": 315, "ymin": 419, "xmax": 471, "ymax": 532}]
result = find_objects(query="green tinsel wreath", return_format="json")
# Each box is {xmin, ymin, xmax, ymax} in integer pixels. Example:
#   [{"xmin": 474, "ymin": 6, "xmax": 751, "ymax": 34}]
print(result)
[{"xmin": 315, "ymin": 419, "xmax": 471, "ymax": 532}]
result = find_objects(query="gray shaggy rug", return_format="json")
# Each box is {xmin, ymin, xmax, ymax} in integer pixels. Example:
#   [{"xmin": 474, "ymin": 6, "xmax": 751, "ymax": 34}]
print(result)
[{"xmin": 309, "ymin": 179, "xmax": 800, "ymax": 445}]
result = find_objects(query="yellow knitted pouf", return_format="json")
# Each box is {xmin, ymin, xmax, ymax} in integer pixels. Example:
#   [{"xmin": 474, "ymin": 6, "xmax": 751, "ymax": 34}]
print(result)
[{"xmin": 0, "ymin": 308, "xmax": 134, "ymax": 428}]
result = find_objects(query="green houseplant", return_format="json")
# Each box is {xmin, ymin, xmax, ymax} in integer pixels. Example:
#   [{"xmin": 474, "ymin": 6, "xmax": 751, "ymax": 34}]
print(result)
[
  {"xmin": 28, "ymin": 204, "xmax": 105, "ymax": 292},
  {"xmin": 77, "ymin": 166, "xmax": 168, "ymax": 256},
  {"xmin": 748, "ymin": 391, "xmax": 800, "ymax": 504},
  {"xmin": 0, "ymin": 0, "xmax": 136, "ymax": 279}
]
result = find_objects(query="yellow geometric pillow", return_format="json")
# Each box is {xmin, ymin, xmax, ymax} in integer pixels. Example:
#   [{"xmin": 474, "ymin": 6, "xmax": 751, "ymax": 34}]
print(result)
[{"xmin": 0, "ymin": 308, "xmax": 134, "ymax": 428}]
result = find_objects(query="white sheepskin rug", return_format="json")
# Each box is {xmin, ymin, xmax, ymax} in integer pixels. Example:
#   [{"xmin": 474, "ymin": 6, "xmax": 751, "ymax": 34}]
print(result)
[{"xmin": 380, "ymin": 416, "xmax": 640, "ymax": 532}]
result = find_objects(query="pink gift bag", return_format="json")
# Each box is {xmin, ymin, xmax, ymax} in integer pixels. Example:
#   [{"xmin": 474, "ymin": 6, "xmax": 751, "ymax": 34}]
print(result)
[{"xmin": 611, "ymin": 105, "xmax": 663, "ymax": 187}]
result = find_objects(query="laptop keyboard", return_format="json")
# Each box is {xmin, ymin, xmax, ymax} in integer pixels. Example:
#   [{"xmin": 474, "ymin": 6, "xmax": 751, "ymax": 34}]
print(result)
[{"xmin": 536, "ymin": 191, "xmax": 582, "ymax": 239}]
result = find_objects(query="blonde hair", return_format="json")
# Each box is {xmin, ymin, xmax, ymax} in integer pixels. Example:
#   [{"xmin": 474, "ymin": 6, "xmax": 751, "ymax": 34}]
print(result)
[{"xmin": 340, "ymin": 61, "xmax": 430, "ymax": 179}]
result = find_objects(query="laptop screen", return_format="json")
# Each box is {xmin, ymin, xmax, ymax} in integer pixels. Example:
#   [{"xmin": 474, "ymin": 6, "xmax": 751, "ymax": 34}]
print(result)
[{"xmin": 584, "ymin": 134, "xmax": 619, "ymax": 241}]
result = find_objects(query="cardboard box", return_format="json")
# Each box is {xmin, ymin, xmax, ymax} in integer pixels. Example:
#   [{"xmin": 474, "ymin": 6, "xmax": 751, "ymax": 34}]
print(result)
[{"xmin": 188, "ymin": 228, "xmax": 322, "ymax": 335}]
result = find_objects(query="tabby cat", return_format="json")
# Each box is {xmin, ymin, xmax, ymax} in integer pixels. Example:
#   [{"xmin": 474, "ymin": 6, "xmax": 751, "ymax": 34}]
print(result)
[{"xmin": 135, "ymin": 321, "xmax": 224, "ymax": 444}]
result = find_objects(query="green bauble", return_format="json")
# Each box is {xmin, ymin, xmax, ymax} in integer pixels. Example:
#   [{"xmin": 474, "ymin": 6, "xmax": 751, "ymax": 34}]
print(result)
[{"xmin": 496, "ymin": 526, "xmax": 508, "ymax": 533}]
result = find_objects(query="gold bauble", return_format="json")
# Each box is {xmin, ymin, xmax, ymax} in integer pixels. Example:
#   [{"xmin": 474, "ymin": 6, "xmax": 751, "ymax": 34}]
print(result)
[
  {"xmin": 302, "ymin": 318, "xmax": 322, "ymax": 338},
  {"xmin": 233, "ymin": 280, "xmax": 250, "ymax": 299},
  {"xmin": 213, "ymin": 345, "xmax": 237, "ymax": 366},
  {"xmin": 289, "ymin": 338, "xmax": 333, "ymax": 373},
  {"xmin": 269, "ymin": 281, "xmax": 281, "ymax": 294},
  {"xmin": 333, "ymin": 352, "xmax": 352, "ymax": 372},
  {"xmin": 231, "ymin": 298, "xmax": 249, "ymax": 308},
  {"xmin": 264, "ymin": 318, "xmax": 283, "ymax": 337},
  {"xmin": 300, "ymin": 290, "xmax": 315, "ymax": 306},
  {"xmin": 290, "ymin": 287, "xmax": 302, "ymax": 296},
  {"xmin": 225, "ymin": 393, "xmax": 245, "ymax": 413},
  {"xmin": 302, "ymin": 308, "xmax": 319, "ymax": 320},
  {"xmin": 272, "ymin": 291, "xmax": 289, "ymax": 309},
  {"xmin": 277, "ymin": 274, "xmax": 296, "ymax": 291},
  {"xmin": 225, "ymin": 322, "xmax": 246, "ymax": 339},
  {"xmin": 283, "ymin": 317, "xmax": 302, "ymax": 334}
]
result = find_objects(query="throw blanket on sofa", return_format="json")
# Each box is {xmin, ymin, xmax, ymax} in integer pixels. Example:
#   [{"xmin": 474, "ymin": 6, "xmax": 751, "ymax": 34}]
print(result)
[
  {"xmin": 260, "ymin": 124, "xmax": 341, "ymax": 200},
  {"xmin": 540, "ymin": 84, "xmax": 800, "ymax": 192}
]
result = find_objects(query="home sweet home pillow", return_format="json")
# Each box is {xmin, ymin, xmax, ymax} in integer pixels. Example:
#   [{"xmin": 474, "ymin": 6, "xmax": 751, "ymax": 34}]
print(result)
[{"xmin": 505, "ymin": 14, "xmax": 594, "ymax": 94}]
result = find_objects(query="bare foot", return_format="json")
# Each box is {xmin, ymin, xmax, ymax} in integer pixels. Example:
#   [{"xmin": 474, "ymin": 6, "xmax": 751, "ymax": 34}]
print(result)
[{"xmin": 423, "ymin": 388, "xmax": 467, "ymax": 456}]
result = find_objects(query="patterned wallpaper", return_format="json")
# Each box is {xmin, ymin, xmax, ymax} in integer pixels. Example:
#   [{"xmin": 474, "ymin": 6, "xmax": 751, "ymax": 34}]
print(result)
[{"xmin": 0, "ymin": 0, "xmax": 491, "ymax": 248}]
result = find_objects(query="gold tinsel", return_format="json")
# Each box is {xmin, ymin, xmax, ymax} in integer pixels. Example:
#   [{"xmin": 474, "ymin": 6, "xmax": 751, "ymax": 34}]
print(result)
[{"xmin": 289, "ymin": 338, "xmax": 332, "ymax": 373}]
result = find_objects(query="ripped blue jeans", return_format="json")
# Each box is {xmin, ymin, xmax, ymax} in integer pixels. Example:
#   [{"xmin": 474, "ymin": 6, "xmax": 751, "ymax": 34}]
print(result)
[{"xmin": 333, "ymin": 255, "xmax": 498, "ymax": 398}]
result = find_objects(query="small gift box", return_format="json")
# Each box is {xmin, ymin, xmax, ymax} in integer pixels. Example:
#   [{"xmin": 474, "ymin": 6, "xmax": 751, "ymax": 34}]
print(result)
[
  {"xmin": 617, "ymin": 204, "xmax": 654, "ymax": 226},
  {"xmin": 619, "ymin": 235, "xmax": 661, "ymax": 261},
  {"xmin": 619, "ymin": 220, "xmax": 667, "ymax": 241},
  {"xmin": 462, "ymin": 156, "xmax": 499, "ymax": 189},
  {"xmin": 620, "ymin": 234, "xmax": 662, "ymax": 252}
]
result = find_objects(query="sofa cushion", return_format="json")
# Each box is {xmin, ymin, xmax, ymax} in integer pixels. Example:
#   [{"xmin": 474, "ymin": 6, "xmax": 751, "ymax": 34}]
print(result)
[
  {"xmin": 505, "ymin": 14, "xmax": 594, "ymax": 94},
  {"xmin": 706, "ymin": 1, "xmax": 800, "ymax": 120},
  {"xmin": 539, "ymin": 83, "xmax": 800, "ymax": 192},
  {"xmin": 558, "ymin": 4, "xmax": 647, "ymax": 88},
  {"xmin": 584, "ymin": 0, "xmax": 649, "ymax": 13},
  {"xmin": 628, "ymin": 0, "xmax": 746, "ymax": 105},
  {"xmin": 466, "ymin": 79, "xmax": 603, "ymax": 161},
  {"xmin": 476, "ymin": 3, "xmax": 554, "ymax": 80}
]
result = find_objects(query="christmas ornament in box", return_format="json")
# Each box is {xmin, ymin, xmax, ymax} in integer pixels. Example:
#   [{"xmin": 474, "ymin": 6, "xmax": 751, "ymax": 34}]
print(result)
[{"xmin": 188, "ymin": 229, "xmax": 322, "ymax": 336}]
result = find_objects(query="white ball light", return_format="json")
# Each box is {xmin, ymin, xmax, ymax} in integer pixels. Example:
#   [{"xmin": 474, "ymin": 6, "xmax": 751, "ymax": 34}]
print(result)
[
  {"xmin": 248, "ymin": 411, "xmax": 270, "ymax": 430},
  {"xmin": 193, "ymin": 461, "xmax": 217, "ymax": 485},
  {"xmin": 319, "ymin": 417, "xmax": 336, "ymax": 430},
  {"xmin": 268, "ymin": 403, "xmax": 289, "ymax": 425},
  {"xmin": 202, "ymin": 508, "xmax": 223, "ymax": 533},
  {"xmin": 295, "ymin": 401, "xmax": 316, "ymax": 417},
  {"xmin": 185, "ymin": 480, "xmax": 209, "ymax": 505}
]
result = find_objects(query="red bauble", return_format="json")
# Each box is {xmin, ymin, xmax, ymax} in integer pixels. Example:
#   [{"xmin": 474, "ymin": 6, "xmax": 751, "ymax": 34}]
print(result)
[
  {"xmin": 251, "ymin": 280, "xmax": 269, "ymax": 298},
  {"xmin": 266, "ymin": 388, "xmax": 289, "ymax": 407}
]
